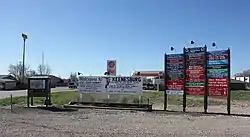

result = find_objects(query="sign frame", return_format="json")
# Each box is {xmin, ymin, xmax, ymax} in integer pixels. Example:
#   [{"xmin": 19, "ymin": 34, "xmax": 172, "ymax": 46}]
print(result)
[
  {"xmin": 164, "ymin": 47, "xmax": 231, "ymax": 114},
  {"xmin": 183, "ymin": 46, "xmax": 208, "ymax": 113},
  {"xmin": 77, "ymin": 76, "xmax": 143, "ymax": 94}
]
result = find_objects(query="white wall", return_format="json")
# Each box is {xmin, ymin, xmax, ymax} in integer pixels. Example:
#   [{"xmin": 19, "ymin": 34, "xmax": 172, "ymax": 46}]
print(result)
[
  {"xmin": 152, "ymin": 78, "xmax": 164, "ymax": 85},
  {"xmin": 232, "ymin": 77, "xmax": 250, "ymax": 83}
]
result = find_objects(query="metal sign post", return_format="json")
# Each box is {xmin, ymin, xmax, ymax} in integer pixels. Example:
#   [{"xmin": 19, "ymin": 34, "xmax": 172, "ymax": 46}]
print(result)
[
  {"xmin": 227, "ymin": 48, "xmax": 231, "ymax": 114},
  {"xmin": 164, "ymin": 53, "xmax": 167, "ymax": 110}
]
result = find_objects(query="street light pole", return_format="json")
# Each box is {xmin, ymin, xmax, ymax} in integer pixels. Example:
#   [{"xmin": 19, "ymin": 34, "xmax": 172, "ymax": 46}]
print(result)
[{"xmin": 22, "ymin": 33, "xmax": 28, "ymax": 83}]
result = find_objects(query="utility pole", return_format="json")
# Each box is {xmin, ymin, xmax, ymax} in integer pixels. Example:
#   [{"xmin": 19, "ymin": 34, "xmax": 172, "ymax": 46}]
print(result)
[
  {"xmin": 42, "ymin": 51, "xmax": 44, "ymax": 67},
  {"xmin": 42, "ymin": 51, "xmax": 44, "ymax": 75},
  {"xmin": 22, "ymin": 33, "xmax": 28, "ymax": 83}
]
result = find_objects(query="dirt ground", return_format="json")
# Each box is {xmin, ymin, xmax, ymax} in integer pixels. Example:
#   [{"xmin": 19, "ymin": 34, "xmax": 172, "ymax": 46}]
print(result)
[{"xmin": 1, "ymin": 105, "xmax": 250, "ymax": 137}]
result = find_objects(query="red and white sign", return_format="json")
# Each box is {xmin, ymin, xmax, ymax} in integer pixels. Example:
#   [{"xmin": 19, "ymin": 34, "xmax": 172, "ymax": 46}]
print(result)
[
  {"xmin": 107, "ymin": 60, "xmax": 117, "ymax": 76},
  {"xmin": 208, "ymin": 78, "xmax": 228, "ymax": 96},
  {"xmin": 167, "ymin": 80, "xmax": 184, "ymax": 90},
  {"xmin": 186, "ymin": 87, "xmax": 205, "ymax": 95}
]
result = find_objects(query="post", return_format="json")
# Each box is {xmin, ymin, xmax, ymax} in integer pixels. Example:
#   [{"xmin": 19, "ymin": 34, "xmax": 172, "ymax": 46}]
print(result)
[
  {"xmin": 27, "ymin": 79, "xmax": 30, "ymax": 107},
  {"xmin": 80, "ymin": 93, "xmax": 83, "ymax": 102},
  {"xmin": 22, "ymin": 39, "xmax": 26, "ymax": 83},
  {"xmin": 10, "ymin": 94, "xmax": 13, "ymax": 112},
  {"xmin": 106, "ymin": 74, "xmax": 110, "ymax": 101},
  {"xmin": 138, "ymin": 95, "xmax": 141, "ymax": 104},
  {"xmin": 31, "ymin": 96, "xmax": 33, "ymax": 106},
  {"xmin": 45, "ymin": 95, "xmax": 48, "ymax": 107},
  {"xmin": 183, "ymin": 48, "xmax": 187, "ymax": 112},
  {"xmin": 227, "ymin": 48, "xmax": 231, "ymax": 114},
  {"xmin": 204, "ymin": 46, "xmax": 208, "ymax": 114},
  {"xmin": 164, "ymin": 53, "xmax": 167, "ymax": 110}
]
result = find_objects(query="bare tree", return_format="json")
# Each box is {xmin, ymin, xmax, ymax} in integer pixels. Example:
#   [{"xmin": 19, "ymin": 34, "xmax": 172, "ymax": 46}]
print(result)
[
  {"xmin": 235, "ymin": 69, "xmax": 250, "ymax": 77},
  {"xmin": 69, "ymin": 73, "xmax": 78, "ymax": 83},
  {"xmin": 37, "ymin": 64, "xmax": 52, "ymax": 75},
  {"xmin": 27, "ymin": 70, "xmax": 37, "ymax": 77},
  {"xmin": 8, "ymin": 61, "xmax": 35, "ymax": 82}
]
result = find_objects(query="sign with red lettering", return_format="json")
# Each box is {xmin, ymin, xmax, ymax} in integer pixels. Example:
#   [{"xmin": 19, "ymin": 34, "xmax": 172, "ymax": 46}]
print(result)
[
  {"xmin": 166, "ymin": 54, "xmax": 184, "ymax": 95},
  {"xmin": 207, "ymin": 50, "xmax": 229, "ymax": 96},
  {"xmin": 184, "ymin": 47, "xmax": 206, "ymax": 95}
]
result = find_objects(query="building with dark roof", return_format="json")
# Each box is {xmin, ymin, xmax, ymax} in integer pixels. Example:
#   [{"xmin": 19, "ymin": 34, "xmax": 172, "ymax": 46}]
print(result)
[{"xmin": 0, "ymin": 75, "xmax": 17, "ymax": 90}]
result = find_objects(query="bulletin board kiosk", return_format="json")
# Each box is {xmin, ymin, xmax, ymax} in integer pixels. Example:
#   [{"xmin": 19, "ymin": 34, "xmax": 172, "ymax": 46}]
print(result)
[{"xmin": 27, "ymin": 76, "xmax": 51, "ymax": 107}]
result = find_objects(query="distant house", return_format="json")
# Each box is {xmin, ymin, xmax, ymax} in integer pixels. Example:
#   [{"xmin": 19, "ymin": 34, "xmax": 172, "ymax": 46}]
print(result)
[
  {"xmin": 32, "ymin": 74, "xmax": 63, "ymax": 88},
  {"xmin": 0, "ymin": 75, "xmax": 17, "ymax": 90},
  {"xmin": 56, "ymin": 78, "xmax": 70, "ymax": 87},
  {"xmin": 230, "ymin": 79, "xmax": 248, "ymax": 90}
]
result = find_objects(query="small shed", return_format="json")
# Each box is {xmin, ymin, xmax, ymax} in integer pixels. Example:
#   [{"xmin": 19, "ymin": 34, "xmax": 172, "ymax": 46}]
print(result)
[{"xmin": 0, "ymin": 79, "xmax": 17, "ymax": 90}]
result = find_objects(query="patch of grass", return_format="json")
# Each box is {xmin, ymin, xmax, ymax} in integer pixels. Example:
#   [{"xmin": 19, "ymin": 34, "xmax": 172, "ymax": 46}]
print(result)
[
  {"xmin": 231, "ymin": 90, "xmax": 250, "ymax": 101},
  {"xmin": 1, "ymin": 90, "xmax": 250, "ymax": 107},
  {"xmin": 142, "ymin": 92, "xmax": 224, "ymax": 107},
  {"xmin": 121, "ymin": 96, "xmax": 129, "ymax": 104},
  {"xmin": 0, "ymin": 91, "xmax": 80, "ymax": 106}
]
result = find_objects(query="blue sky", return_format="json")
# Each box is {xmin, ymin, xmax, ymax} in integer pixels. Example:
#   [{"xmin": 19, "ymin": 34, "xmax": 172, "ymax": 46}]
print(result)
[{"xmin": 0, "ymin": 0, "xmax": 249, "ymax": 78}]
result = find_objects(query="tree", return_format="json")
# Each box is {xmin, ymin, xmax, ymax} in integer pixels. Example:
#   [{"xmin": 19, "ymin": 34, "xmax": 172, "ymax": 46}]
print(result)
[
  {"xmin": 37, "ymin": 64, "xmax": 52, "ymax": 75},
  {"xmin": 8, "ymin": 61, "xmax": 35, "ymax": 82},
  {"xmin": 235, "ymin": 69, "xmax": 250, "ymax": 77},
  {"xmin": 69, "ymin": 73, "xmax": 78, "ymax": 83},
  {"xmin": 27, "ymin": 70, "xmax": 37, "ymax": 77}
]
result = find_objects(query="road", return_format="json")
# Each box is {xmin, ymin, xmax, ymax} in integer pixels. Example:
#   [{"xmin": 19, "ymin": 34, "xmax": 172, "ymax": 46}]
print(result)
[{"xmin": 0, "ymin": 87, "xmax": 72, "ymax": 99}]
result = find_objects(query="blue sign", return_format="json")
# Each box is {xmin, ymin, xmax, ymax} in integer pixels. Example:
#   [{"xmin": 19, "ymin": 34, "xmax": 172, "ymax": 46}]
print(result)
[
  {"xmin": 208, "ymin": 60, "xmax": 228, "ymax": 66},
  {"xmin": 207, "ymin": 50, "xmax": 228, "ymax": 55},
  {"xmin": 207, "ymin": 50, "xmax": 229, "ymax": 79},
  {"xmin": 167, "ymin": 54, "xmax": 183, "ymax": 58}
]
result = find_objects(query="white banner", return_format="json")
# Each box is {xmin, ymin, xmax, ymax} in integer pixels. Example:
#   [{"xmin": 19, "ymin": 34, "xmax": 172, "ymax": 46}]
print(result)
[{"xmin": 77, "ymin": 76, "xmax": 143, "ymax": 94}]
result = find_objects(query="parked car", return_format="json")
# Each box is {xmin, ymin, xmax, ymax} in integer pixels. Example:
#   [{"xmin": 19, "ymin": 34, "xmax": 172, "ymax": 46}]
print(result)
[
  {"xmin": 143, "ymin": 83, "xmax": 157, "ymax": 90},
  {"xmin": 68, "ymin": 82, "xmax": 77, "ymax": 89}
]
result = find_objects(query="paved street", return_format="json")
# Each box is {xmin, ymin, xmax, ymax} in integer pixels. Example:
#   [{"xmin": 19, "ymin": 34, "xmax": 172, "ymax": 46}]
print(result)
[{"xmin": 0, "ymin": 87, "xmax": 71, "ymax": 99}]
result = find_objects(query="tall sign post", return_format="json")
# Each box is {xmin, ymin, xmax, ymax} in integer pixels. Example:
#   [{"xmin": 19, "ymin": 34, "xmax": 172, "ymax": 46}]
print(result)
[
  {"xmin": 164, "ymin": 54, "xmax": 167, "ymax": 110},
  {"xmin": 184, "ymin": 46, "xmax": 207, "ymax": 113},
  {"xmin": 165, "ymin": 53, "xmax": 184, "ymax": 111},
  {"xmin": 21, "ymin": 33, "xmax": 28, "ymax": 84},
  {"xmin": 227, "ymin": 48, "xmax": 231, "ymax": 114},
  {"xmin": 207, "ymin": 49, "xmax": 230, "ymax": 114},
  {"xmin": 204, "ymin": 46, "xmax": 208, "ymax": 114},
  {"xmin": 165, "ymin": 45, "xmax": 231, "ymax": 114},
  {"xmin": 183, "ymin": 48, "xmax": 187, "ymax": 112}
]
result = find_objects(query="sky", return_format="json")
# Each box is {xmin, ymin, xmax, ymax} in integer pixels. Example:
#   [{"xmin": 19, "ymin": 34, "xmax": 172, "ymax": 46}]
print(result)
[{"xmin": 0, "ymin": 0, "xmax": 250, "ymax": 78}]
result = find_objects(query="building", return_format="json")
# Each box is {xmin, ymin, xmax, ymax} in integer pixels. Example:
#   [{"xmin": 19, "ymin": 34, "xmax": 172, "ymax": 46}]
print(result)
[
  {"xmin": 32, "ymin": 74, "xmax": 63, "ymax": 88},
  {"xmin": 132, "ymin": 71, "xmax": 164, "ymax": 77},
  {"xmin": 230, "ymin": 79, "xmax": 248, "ymax": 90},
  {"xmin": 0, "ymin": 75, "xmax": 17, "ymax": 90},
  {"xmin": 132, "ymin": 71, "xmax": 164, "ymax": 91}
]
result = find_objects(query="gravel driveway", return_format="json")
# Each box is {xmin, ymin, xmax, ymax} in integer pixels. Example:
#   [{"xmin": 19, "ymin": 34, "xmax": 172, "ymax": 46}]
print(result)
[{"xmin": 1, "ymin": 106, "xmax": 250, "ymax": 137}]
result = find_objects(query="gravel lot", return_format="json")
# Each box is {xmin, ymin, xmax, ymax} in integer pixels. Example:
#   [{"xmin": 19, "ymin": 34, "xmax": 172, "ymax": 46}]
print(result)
[{"xmin": 1, "ymin": 106, "xmax": 250, "ymax": 137}]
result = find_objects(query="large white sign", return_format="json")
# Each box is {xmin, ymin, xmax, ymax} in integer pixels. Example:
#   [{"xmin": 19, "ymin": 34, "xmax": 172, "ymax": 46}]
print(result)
[{"xmin": 77, "ymin": 76, "xmax": 143, "ymax": 94}]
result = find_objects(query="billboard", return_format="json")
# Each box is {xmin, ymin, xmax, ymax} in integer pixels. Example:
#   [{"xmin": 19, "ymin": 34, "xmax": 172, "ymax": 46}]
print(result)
[
  {"xmin": 77, "ymin": 76, "xmax": 143, "ymax": 94},
  {"xmin": 207, "ymin": 50, "xmax": 229, "ymax": 96},
  {"xmin": 107, "ymin": 60, "xmax": 117, "ymax": 76},
  {"xmin": 184, "ymin": 47, "xmax": 206, "ymax": 95},
  {"xmin": 165, "ymin": 54, "xmax": 184, "ymax": 95}
]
